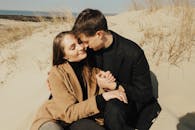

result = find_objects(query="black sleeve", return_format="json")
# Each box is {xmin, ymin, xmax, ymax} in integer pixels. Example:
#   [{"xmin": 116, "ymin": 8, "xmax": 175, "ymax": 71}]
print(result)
[
  {"xmin": 122, "ymin": 51, "xmax": 153, "ymax": 103},
  {"xmin": 95, "ymin": 94, "xmax": 106, "ymax": 112}
]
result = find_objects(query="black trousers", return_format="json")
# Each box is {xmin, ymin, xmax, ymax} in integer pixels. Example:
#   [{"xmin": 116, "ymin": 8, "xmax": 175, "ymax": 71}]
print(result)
[
  {"xmin": 104, "ymin": 99, "xmax": 161, "ymax": 130},
  {"xmin": 39, "ymin": 100, "xmax": 134, "ymax": 130},
  {"xmin": 39, "ymin": 119, "xmax": 106, "ymax": 130},
  {"xmin": 104, "ymin": 99, "xmax": 135, "ymax": 130},
  {"xmin": 41, "ymin": 98, "xmax": 160, "ymax": 130}
]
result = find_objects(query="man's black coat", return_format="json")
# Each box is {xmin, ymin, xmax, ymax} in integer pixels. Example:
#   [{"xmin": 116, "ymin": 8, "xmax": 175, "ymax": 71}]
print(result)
[{"xmin": 90, "ymin": 30, "xmax": 161, "ymax": 129}]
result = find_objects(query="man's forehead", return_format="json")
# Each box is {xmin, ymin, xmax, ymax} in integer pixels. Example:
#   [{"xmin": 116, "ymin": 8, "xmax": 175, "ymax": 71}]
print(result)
[
  {"xmin": 78, "ymin": 34, "xmax": 89, "ymax": 41},
  {"xmin": 79, "ymin": 33, "xmax": 87, "ymax": 38}
]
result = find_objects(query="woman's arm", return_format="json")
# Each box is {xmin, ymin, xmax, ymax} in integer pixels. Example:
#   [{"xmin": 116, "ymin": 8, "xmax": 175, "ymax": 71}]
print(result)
[
  {"xmin": 47, "ymin": 66, "xmax": 128, "ymax": 124},
  {"xmin": 47, "ymin": 67, "xmax": 100, "ymax": 124}
]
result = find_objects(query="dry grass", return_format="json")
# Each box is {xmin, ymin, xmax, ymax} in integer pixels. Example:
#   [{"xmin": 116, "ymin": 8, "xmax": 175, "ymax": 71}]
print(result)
[
  {"xmin": 129, "ymin": 0, "xmax": 144, "ymax": 11},
  {"xmin": 129, "ymin": 0, "xmax": 162, "ymax": 11},
  {"xmin": 0, "ymin": 24, "xmax": 33, "ymax": 47},
  {"xmin": 145, "ymin": 0, "xmax": 162, "ymax": 12},
  {"xmin": 0, "ymin": 21, "xmax": 43, "ymax": 79},
  {"xmin": 168, "ymin": 6, "xmax": 194, "ymax": 65},
  {"xmin": 35, "ymin": 10, "xmax": 75, "ymax": 27},
  {"xmin": 0, "ymin": 19, "xmax": 50, "ymax": 49},
  {"xmin": 0, "ymin": 44, "xmax": 18, "ymax": 87},
  {"xmin": 0, "ymin": 10, "xmax": 75, "ymax": 86},
  {"xmin": 130, "ymin": 0, "xmax": 195, "ymax": 66},
  {"xmin": 0, "ymin": 10, "xmax": 75, "ymax": 48}
]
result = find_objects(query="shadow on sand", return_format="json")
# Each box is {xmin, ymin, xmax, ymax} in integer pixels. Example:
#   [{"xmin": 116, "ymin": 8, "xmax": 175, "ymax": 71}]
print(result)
[{"xmin": 177, "ymin": 112, "xmax": 195, "ymax": 130}]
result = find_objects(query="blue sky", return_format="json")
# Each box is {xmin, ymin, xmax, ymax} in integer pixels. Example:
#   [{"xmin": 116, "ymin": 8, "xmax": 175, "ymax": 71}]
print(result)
[
  {"xmin": 1, "ymin": 0, "xmax": 194, "ymax": 14},
  {"xmin": 0, "ymin": 0, "xmax": 132, "ymax": 13}
]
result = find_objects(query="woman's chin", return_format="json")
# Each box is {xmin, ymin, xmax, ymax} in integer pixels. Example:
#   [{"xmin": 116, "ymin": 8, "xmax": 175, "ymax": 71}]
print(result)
[
  {"xmin": 78, "ymin": 53, "xmax": 87, "ymax": 61},
  {"xmin": 81, "ymin": 53, "xmax": 87, "ymax": 59}
]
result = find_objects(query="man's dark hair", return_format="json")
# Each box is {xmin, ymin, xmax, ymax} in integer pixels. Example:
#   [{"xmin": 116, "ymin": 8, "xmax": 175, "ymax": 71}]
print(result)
[{"xmin": 72, "ymin": 8, "xmax": 108, "ymax": 36}]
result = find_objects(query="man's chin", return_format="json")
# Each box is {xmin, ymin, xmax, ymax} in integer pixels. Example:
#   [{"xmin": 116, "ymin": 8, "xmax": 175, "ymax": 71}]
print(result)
[{"xmin": 93, "ymin": 47, "xmax": 101, "ymax": 51}]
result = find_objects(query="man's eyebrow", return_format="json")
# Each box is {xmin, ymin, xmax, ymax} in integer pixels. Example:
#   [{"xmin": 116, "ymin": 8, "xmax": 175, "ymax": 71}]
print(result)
[
  {"xmin": 82, "ymin": 40, "xmax": 88, "ymax": 43},
  {"xmin": 78, "ymin": 39, "xmax": 82, "ymax": 43}
]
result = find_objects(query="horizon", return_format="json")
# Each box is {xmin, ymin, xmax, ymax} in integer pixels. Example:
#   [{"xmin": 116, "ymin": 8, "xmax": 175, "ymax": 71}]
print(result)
[
  {"xmin": 0, "ymin": 9, "xmax": 117, "ymax": 17},
  {"xmin": 0, "ymin": 9, "xmax": 117, "ymax": 14},
  {"xmin": 0, "ymin": 0, "xmax": 194, "ymax": 15}
]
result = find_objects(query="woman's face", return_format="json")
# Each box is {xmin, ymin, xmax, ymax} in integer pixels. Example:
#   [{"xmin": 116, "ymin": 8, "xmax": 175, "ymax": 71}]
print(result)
[{"xmin": 62, "ymin": 34, "xmax": 87, "ymax": 62}]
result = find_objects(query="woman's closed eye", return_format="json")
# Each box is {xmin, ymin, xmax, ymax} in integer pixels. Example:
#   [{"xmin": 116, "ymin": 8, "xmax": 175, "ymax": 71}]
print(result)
[{"xmin": 70, "ymin": 44, "xmax": 76, "ymax": 50}]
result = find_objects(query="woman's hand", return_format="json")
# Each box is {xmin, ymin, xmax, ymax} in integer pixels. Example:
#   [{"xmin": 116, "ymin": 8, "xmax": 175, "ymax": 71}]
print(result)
[
  {"xmin": 96, "ymin": 71, "xmax": 116, "ymax": 90},
  {"xmin": 102, "ymin": 90, "xmax": 128, "ymax": 104},
  {"xmin": 97, "ymin": 71, "xmax": 115, "ymax": 82}
]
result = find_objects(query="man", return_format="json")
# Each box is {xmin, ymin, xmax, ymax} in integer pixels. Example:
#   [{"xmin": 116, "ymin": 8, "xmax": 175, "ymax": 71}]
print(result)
[{"xmin": 72, "ymin": 8, "xmax": 161, "ymax": 130}]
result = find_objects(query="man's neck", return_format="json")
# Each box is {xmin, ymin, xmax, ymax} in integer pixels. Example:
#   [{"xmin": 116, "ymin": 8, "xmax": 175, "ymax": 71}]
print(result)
[{"xmin": 104, "ymin": 32, "xmax": 113, "ymax": 49}]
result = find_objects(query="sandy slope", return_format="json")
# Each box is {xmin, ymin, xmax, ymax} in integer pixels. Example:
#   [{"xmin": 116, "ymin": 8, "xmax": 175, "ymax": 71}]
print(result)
[
  {"xmin": 0, "ymin": 8, "xmax": 195, "ymax": 130},
  {"xmin": 0, "ymin": 22, "xmax": 73, "ymax": 130}
]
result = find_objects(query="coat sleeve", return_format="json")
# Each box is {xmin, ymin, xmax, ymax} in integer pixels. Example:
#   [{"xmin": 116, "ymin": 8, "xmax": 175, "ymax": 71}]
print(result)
[
  {"xmin": 47, "ymin": 67, "xmax": 100, "ymax": 124},
  {"xmin": 121, "ymin": 50, "xmax": 153, "ymax": 103}
]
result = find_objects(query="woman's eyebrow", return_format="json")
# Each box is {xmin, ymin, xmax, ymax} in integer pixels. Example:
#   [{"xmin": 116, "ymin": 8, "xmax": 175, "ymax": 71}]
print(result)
[{"xmin": 69, "ymin": 43, "xmax": 76, "ymax": 48}]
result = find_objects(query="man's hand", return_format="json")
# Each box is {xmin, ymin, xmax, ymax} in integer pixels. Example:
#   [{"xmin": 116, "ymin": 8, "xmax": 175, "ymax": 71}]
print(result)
[
  {"xmin": 102, "ymin": 90, "xmax": 128, "ymax": 104},
  {"xmin": 97, "ymin": 71, "xmax": 115, "ymax": 82},
  {"xmin": 96, "ymin": 71, "xmax": 116, "ymax": 90}
]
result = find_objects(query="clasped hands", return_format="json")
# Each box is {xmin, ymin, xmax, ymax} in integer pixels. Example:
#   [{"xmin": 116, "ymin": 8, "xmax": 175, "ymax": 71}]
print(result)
[{"xmin": 96, "ymin": 71, "xmax": 128, "ymax": 104}]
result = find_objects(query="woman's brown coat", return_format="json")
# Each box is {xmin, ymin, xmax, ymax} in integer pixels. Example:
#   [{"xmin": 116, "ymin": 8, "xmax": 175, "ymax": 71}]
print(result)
[{"xmin": 30, "ymin": 62, "xmax": 104, "ymax": 130}]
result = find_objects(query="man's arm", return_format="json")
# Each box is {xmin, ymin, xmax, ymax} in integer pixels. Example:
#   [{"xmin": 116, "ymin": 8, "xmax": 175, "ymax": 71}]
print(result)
[{"xmin": 120, "ymin": 50, "xmax": 153, "ymax": 103}]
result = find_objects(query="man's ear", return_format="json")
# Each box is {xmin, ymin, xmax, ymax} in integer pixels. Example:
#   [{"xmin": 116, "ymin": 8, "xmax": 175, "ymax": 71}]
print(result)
[{"xmin": 96, "ymin": 30, "xmax": 104, "ymax": 38}]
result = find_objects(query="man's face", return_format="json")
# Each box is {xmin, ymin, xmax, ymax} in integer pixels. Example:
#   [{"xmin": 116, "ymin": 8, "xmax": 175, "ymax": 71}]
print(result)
[{"xmin": 79, "ymin": 33, "xmax": 104, "ymax": 51}]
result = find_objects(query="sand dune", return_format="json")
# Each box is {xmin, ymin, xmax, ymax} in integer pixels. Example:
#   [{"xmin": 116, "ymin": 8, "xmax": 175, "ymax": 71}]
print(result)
[{"xmin": 0, "ymin": 7, "xmax": 195, "ymax": 130}]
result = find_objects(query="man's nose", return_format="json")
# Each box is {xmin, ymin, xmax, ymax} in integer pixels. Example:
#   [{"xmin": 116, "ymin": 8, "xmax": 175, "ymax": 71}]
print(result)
[
  {"xmin": 83, "ymin": 42, "xmax": 89, "ymax": 49},
  {"xmin": 77, "ymin": 44, "xmax": 84, "ymax": 50},
  {"xmin": 80, "ymin": 43, "xmax": 88, "ymax": 50}
]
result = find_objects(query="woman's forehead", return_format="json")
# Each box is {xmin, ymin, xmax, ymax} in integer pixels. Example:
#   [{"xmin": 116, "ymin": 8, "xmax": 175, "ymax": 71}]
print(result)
[{"xmin": 62, "ymin": 34, "xmax": 77, "ymax": 46}]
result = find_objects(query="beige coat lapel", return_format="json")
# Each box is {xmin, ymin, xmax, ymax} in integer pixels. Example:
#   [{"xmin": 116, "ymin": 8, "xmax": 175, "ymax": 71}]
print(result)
[
  {"xmin": 84, "ymin": 67, "xmax": 102, "ymax": 98},
  {"xmin": 59, "ymin": 63, "xmax": 99, "ymax": 101},
  {"xmin": 86, "ymin": 75, "xmax": 97, "ymax": 98},
  {"xmin": 60, "ymin": 63, "xmax": 83, "ymax": 102}
]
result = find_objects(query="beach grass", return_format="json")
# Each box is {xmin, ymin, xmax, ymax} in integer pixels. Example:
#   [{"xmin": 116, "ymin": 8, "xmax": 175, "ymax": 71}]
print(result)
[
  {"xmin": 130, "ymin": 0, "xmax": 195, "ymax": 65},
  {"xmin": 0, "ymin": 10, "xmax": 75, "ymax": 48}
]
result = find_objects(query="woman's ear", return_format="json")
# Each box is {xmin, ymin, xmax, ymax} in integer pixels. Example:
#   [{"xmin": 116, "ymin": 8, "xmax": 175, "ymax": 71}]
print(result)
[{"xmin": 64, "ymin": 55, "xmax": 69, "ymax": 61}]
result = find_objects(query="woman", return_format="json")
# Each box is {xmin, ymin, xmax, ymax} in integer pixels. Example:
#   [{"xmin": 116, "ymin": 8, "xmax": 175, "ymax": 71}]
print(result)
[{"xmin": 30, "ymin": 31, "xmax": 127, "ymax": 130}]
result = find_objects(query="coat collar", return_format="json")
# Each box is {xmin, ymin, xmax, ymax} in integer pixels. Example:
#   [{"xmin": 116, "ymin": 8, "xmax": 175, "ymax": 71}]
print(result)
[
  {"xmin": 103, "ymin": 30, "xmax": 125, "ymax": 78},
  {"xmin": 58, "ymin": 62, "xmax": 97, "ymax": 102},
  {"xmin": 94, "ymin": 30, "xmax": 125, "ymax": 75}
]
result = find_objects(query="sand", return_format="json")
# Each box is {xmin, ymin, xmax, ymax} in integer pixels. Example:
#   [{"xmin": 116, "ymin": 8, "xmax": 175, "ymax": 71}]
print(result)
[{"xmin": 0, "ymin": 7, "xmax": 195, "ymax": 130}]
